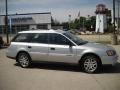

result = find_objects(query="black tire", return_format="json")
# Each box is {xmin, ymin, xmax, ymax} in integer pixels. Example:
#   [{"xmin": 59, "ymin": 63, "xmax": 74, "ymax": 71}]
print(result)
[
  {"xmin": 17, "ymin": 52, "xmax": 31, "ymax": 68},
  {"xmin": 81, "ymin": 55, "xmax": 101, "ymax": 73}
]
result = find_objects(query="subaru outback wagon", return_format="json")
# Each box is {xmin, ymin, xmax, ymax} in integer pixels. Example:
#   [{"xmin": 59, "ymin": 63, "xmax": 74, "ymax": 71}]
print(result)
[{"xmin": 6, "ymin": 29, "xmax": 118, "ymax": 73}]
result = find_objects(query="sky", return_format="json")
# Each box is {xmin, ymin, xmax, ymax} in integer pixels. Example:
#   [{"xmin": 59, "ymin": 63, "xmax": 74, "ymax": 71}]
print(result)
[{"xmin": 0, "ymin": 0, "xmax": 113, "ymax": 22}]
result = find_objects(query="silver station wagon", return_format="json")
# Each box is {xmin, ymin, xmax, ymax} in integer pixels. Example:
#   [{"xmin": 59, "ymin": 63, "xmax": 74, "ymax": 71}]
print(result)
[{"xmin": 6, "ymin": 29, "xmax": 118, "ymax": 73}]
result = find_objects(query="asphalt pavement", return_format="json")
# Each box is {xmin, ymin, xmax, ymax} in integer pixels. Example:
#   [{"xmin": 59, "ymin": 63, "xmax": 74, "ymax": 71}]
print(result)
[{"xmin": 0, "ymin": 45, "xmax": 120, "ymax": 90}]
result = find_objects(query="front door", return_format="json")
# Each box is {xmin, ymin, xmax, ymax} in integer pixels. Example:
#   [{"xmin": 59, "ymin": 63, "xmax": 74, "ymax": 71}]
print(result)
[{"xmin": 48, "ymin": 33, "xmax": 77, "ymax": 63}]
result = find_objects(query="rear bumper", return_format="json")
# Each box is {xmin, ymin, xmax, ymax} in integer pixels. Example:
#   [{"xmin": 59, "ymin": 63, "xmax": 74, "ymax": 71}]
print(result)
[{"xmin": 6, "ymin": 49, "xmax": 16, "ymax": 60}]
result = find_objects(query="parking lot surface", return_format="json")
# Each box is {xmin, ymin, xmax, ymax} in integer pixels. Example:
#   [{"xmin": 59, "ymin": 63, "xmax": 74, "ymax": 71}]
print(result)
[{"xmin": 0, "ymin": 45, "xmax": 120, "ymax": 90}]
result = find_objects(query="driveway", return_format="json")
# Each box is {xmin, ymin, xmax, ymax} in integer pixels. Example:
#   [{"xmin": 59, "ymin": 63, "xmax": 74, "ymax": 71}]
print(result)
[{"xmin": 0, "ymin": 45, "xmax": 120, "ymax": 90}]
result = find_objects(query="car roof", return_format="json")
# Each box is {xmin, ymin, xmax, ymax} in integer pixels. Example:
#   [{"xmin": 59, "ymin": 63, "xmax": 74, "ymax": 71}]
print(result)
[{"xmin": 18, "ymin": 29, "xmax": 66, "ymax": 34}]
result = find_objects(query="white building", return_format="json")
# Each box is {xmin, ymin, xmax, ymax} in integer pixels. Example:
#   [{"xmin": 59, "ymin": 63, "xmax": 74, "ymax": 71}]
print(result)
[
  {"xmin": 0, "ymin": 12, "xmax": 51, "ymax": 34},
  {"xmin": 95, "ymin": 4, "xmax": 108, "ymax": 33}
]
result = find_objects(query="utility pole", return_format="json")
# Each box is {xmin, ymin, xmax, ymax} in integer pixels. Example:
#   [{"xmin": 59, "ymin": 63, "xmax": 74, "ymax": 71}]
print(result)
[
  {"xmin": 5, "ymin": 0, "xmax": 9, "ymax": 43},
  {"xmin": 68, "ymin": 15, "xmax": 71, "ymax": 30},
  {"xmin": 113, "ymin": 0, "xmax": 116, "ymax": 34},
  {"xmin": 117, "ymin": 0, "xmax": 120, "ymax": 33},
  {"xmin": 83, "ymin": 19, "xmax": 84, "ymax": 31},
  {"xmin": 111, "ymin": 0, "xmax": 118, "ymax": 45}
]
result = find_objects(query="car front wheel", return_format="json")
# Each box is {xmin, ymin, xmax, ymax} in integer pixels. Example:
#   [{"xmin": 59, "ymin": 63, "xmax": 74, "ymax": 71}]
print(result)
[{"xmin": 81, "ymin": 55, "xmax": 101, "ymax": 73}]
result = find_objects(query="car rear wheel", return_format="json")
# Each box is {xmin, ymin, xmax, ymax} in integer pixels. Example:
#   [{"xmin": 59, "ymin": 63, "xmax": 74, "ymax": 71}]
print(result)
[
  {"xmin": 81, "ymin": 55, "xmax": 101, "ymax": 73},
  {"xmin": 17, "ymin": 52, "xmax": 31, "ymax": 68}
]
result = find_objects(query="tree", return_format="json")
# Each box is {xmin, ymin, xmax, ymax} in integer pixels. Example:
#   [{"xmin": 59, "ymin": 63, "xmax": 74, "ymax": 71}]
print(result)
[
  {"xmin": 51, "ymin": 16, "xmax": 60, "ymax": 26},
  {"xmin": 53, "ymin": 16, "xmax": 96, "ymax": 31},
  {"xmin": 61, "ymin": 22, "xmax": 69, "ymax": 29},
  {"xmin": 106, "ymin": 10, "xmax": 112, "ymax": 32},
  {"xmin": 79, "ymin": 17, "xmax": 86, "ymax": 29},
  {"xmin": 90, "ymin": 16, "xmax": 96, "ymax": 31},
  {"xmin": 69, "ymin": 16, "xmax": 96, "ymax": 31},
  {"xmin": 70, "ymin": 19, "xmax": 80, "ymax": 29},
  {"xmin": 85, "ymin": 19, "xmax": 91, "ymax": 30}
]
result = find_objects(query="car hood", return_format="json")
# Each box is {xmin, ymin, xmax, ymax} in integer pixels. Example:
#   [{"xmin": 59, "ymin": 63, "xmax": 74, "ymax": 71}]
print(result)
[{"xmin": 79, "ymin": 42, "xmax": 114, "ymax": 50}]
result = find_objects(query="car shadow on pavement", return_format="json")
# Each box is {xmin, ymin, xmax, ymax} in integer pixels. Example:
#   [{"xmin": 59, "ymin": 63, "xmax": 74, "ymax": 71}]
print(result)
[
  {"xmin": 14, "ymin": 62, "xmax": 120, "ymax": 74},
  {"xmin": 101, "ymin": 63, "xmax": 120, "ymax": 74},
  {"xmin": 14, "ymin": 62, "xmax": 82, "ymax": 72},
  {"xmin": 0, "ymin": 46, "xmax": 7, "ymax": 49}
]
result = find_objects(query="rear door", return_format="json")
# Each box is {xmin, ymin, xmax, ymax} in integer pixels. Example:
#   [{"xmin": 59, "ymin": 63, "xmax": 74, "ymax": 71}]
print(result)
[
  {"xmin": 48, "ymin": 33, "xmax": 77, "ymax": 63},
  {"xmin": 28, "ymin": 33, "xmax": 49, "ymax": 61}
]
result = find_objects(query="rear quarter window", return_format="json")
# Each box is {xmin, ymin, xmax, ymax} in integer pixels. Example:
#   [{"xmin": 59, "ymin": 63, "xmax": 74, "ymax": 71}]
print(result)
[{"xmin": 12, "ymin": 33, "xmax": 35, "ymax": 42}]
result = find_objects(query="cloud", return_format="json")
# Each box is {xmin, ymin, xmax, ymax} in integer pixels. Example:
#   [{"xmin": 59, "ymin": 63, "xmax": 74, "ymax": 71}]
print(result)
[
  {"xmin": 0, "ymin": 0, "xmax": 113, "ymax": 22},
  {"xmin": 1, "ymin": 0, "xmax": 73, "ymax": 5},
  {"xmin": 2, "ymin": 6, "xmax": 96, "ymax": 22},
  {"xmin": 51, "ymin": 7, "xmax": 96, "ymax": 22}
]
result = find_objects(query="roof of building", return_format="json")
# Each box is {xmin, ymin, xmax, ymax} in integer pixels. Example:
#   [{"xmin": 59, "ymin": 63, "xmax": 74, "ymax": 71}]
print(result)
[{"xmin": 0, "ymin": 12, "xmax": 51, "ymax": 16}]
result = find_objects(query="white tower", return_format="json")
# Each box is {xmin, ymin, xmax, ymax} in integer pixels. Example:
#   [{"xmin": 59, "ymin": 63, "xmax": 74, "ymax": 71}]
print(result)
[{"xmin": 95, "ymin": 4, "xmax": 108, "ymax": 33}]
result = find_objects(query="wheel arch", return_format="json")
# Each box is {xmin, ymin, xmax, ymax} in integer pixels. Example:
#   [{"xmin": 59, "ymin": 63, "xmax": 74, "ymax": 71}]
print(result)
[
  {"xmin": 79, "ymin": 53, "xmax": 102, "ymax": 65},
  {"xmin": 16, "ymin": 51, "xmax": 31, "ymax": 62}
]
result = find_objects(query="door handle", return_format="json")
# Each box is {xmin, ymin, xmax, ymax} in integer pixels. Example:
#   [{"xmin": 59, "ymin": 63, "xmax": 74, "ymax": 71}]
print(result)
[
  {"xmin": 28, "ymin": 46, "xmax": 32, "ymax": 49},
  {"xmin": 50, "ymin": 47, "xmax": 55, "ymax": 50},
  {"xmin": 66, "ymin": 54, "xmax": 72, "ymax": 56}
]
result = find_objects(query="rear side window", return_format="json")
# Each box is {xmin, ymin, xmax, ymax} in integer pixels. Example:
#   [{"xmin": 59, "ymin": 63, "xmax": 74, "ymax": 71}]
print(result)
[
  {"xmin": 12, "ymin": 33, "xmax": 35, "ymax": 42},
  {"xmin": 31, "ymin": 33, "xmax": 48, "ymax": 44}
]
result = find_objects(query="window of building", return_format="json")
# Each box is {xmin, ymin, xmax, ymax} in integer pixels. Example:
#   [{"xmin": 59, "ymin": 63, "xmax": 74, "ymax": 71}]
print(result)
[
  {"xmin": 0, "ymin": 26, "xmax": 3, "ymax": 34},
  {"xmin": 37, "ymin": 24, "xmax": 48, "ymax": 29}
]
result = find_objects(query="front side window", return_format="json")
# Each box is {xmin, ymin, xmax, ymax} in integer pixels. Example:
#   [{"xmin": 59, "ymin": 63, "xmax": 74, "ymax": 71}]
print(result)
[
  {"xmin": 12, "ymin": 33, "xmax": 35, "ymax": 42},
  {"xmin": 48, "ymin": 33, "xmax": 72, "ymax": 45},
  {"xmin": 63, "ymin": 31, "xmax": 88, "ymax": 45}
]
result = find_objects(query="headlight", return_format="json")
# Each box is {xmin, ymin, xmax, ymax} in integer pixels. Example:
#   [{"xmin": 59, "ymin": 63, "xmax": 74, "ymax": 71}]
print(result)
[{"xmin": 106, "ymin": 50, "xmax": 116, "ymax": 56}]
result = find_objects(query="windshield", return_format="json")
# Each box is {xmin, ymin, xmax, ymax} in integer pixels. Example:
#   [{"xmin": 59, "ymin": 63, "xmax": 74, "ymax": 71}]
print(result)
[{"xmin": 63, "ymin": 31, "xmax": 88, "ymax": 45}]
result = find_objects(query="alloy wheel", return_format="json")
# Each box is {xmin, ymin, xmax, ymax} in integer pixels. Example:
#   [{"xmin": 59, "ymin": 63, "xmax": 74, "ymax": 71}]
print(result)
[{"xmin": 18, "ymin": 53, "xmax": 30, "ymax": 68}]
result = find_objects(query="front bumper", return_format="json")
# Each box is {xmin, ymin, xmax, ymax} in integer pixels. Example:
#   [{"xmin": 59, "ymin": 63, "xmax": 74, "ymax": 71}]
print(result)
[{"xmin": 101, "ymin": 55, "xmax": 118, "ymax": 65}]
